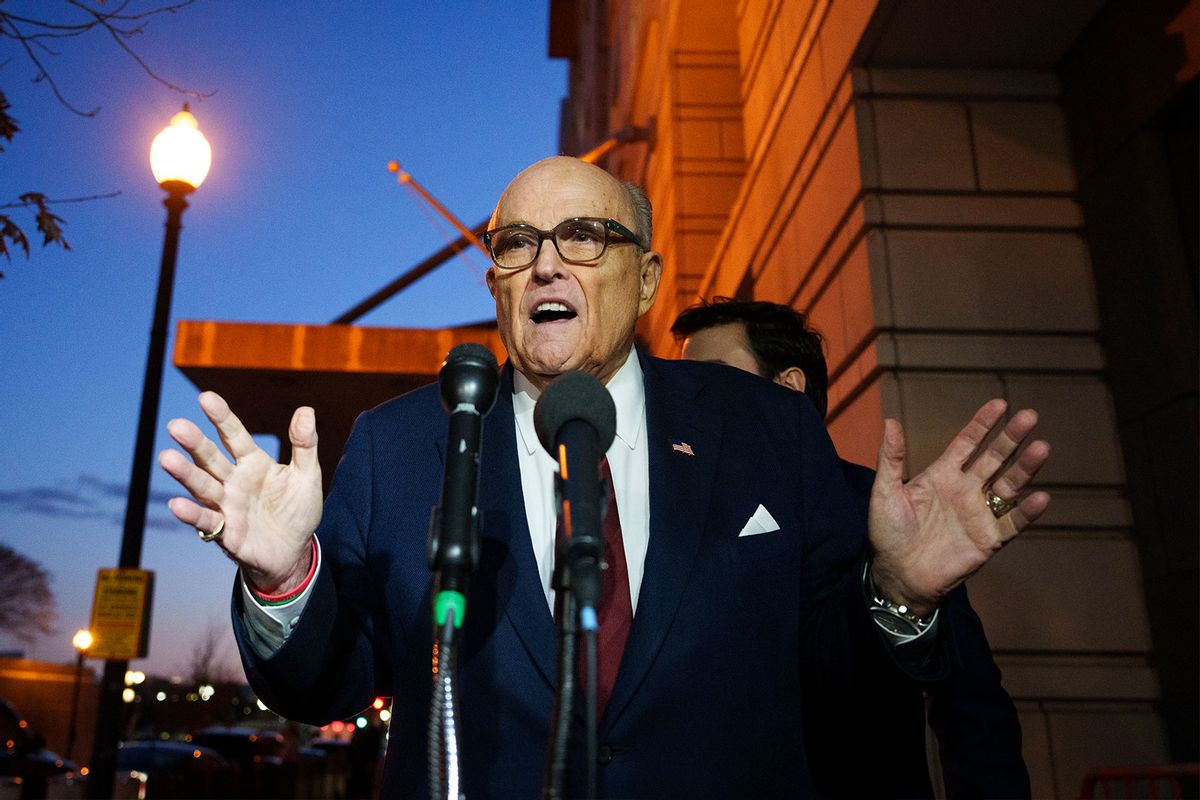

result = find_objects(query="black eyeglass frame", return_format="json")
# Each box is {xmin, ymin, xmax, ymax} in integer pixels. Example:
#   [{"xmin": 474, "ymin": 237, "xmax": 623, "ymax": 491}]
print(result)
[{"xmin": 482, "ymin": 217, "xmax": 647, "ymax": 271}]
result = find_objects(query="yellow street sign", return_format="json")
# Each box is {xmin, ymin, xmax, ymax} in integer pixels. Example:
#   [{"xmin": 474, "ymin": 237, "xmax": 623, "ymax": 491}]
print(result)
[{"xmin": 88, "ymin": 568, "xmax": 154, "ymax": 660}]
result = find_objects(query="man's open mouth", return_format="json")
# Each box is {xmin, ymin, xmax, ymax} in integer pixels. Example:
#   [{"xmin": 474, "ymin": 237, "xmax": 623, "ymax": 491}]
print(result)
[{"xmin": 531, "ymin": 302, "xmax": 578, "ymax": 324}]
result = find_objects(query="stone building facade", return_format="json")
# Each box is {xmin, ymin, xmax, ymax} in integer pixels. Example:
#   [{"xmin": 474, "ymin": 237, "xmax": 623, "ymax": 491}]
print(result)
[{"xmin": 549, "ymin": 0, "xmax": 1198, "ymax": 796}]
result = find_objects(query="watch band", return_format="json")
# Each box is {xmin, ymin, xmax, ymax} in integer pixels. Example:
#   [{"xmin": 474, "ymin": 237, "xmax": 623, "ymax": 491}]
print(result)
[{"xmin": 863, "ymin": 563, "xmax": 933, "ymax": 637}]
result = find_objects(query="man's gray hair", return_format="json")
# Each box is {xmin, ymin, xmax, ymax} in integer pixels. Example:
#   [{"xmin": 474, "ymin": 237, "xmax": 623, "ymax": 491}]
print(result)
[{"xmin": 624, "ymin": 181, "xmax": 653, "ymax": 249}]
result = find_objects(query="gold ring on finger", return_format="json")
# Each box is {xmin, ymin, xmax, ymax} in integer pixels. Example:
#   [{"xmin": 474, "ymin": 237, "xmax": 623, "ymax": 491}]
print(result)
[
  {"xmin": 196, "ymin": 517, "xmax": 225, "ymax": 542},
  {"xmin": 984, "ymin": 487, "xmax": 1017, "ymax": 518}
]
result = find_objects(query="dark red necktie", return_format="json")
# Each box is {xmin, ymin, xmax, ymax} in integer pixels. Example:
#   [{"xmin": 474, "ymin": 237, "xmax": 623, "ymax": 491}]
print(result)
[{"xmin": 557, "ymin": 456, "xmax": 632, "ymax": 718}]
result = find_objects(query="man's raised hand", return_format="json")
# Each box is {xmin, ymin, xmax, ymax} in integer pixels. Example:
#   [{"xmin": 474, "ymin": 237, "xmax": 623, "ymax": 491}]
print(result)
[
  {"xmin": 158, "ymin": 391, "xmax": 323, "ymax": 595},
  {"xmin": 867, "ymin": 399, "xmax": 1051, "ymax": 617}
]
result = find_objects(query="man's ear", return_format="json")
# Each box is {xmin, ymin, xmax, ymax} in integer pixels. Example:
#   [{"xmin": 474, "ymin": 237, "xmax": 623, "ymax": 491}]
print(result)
[
  {"xmin": 773, "ymin": 366, "xmax": 807, "ymax": 393},
  {"xmin": 485, "ymin": 267, "xmax": 497, "ymax": 298},
  {"xmin": 637, "ymin": 250, "xmax": 664, "ymax": 316}
]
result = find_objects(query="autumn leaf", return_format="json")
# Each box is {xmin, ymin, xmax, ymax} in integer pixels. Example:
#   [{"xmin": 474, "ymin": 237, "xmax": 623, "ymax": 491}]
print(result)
[
  {"xmin": 17, "ymin": 193, "xmax": 71, "ymax": 249},
  {"xmin": 0, "ymin": 91, "xmax": 17, "ymax": 152},
  {"xmin": 0, "ymin": 215, "xmax": 31, "ymax": 262},
  {"xmin": 35, "ymin": 206, "xmax": 69, "ymax": 249}
]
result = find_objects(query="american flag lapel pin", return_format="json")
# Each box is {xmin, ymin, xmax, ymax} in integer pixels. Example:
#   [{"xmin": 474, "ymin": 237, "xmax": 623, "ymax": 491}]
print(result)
[{"xmin": 671, "ymin": 439, "xmax": 695, "ymax": 456}]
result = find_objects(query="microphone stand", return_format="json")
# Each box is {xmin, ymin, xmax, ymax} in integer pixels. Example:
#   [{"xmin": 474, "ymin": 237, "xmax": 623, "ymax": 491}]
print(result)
[
  {"xmin": 541, "ymin": 475, "xmax": 601, "ymax": 800},
  {"xmin": 427, "ymin": 406, "xmax": 489, "ymax": 798},
  {"xmin": 533, "ymin": 371, "xmax": 616, "ymax": 799},
  {"xmin": 542, "ymin": 558, "xmax": 577, "ymax": 800},
  {"xmin": 427, "ymin": 499, "xmax": 475, "ymax": 800},
  {"xmin": 425, "ymin": 344, "xmax": 497, "ymax": 800}
]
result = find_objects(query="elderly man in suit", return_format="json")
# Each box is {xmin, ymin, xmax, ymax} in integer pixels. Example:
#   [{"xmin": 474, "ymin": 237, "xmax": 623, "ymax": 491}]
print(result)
[{"xmin": 159, "ymin": 156, "xmax": 1050, "ymax": 798}]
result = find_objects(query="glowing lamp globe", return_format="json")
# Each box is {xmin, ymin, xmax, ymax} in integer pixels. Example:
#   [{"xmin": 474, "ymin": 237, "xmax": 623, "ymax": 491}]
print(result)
[
  {"xmin": 150, "ymin": 106, "xmax": 212, "ymax": 191},
  {"xmin": 72, "ymin": 629, "xmax": 94, "ymax": 652}
]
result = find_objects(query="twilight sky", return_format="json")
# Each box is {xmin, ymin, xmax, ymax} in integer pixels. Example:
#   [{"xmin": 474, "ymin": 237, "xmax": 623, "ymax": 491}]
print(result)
[{"xmin": 0, "ymin": 0, "xmax": 566, "ymax": 677}]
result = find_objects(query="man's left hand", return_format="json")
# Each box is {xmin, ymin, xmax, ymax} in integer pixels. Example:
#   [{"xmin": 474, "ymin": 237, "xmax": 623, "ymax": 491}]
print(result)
[{"xmin": 868, "ymin": 398, "xmax": 1051, "ymax": 617}]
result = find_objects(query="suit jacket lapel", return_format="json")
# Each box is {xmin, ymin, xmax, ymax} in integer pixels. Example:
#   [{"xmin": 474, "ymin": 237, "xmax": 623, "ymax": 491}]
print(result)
[
  {"xmin": 475, "ymin": 365, "xmax": 560, "ymax": 689},
  {"xmin": 604, "ymin": 353, "xmax": 722, "ymax": 728}
]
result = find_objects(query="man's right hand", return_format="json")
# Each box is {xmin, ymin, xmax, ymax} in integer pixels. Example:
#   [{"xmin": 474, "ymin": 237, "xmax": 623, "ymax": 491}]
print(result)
[{"xmin": 158, "ymin": 391, "xmax": 324, "ymax": 595}]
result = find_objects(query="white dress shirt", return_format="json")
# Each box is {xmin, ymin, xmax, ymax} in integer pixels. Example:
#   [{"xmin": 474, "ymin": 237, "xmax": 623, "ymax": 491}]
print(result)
[{"xmin": 512, "ymin": 348, "xmax": 649, "ymax": 614}]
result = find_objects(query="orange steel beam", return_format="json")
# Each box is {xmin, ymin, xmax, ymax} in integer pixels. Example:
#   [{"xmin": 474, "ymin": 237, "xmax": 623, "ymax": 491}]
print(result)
[{"xmin": 175, "ymin": 319, "xmax": 505, "ymax": 376}]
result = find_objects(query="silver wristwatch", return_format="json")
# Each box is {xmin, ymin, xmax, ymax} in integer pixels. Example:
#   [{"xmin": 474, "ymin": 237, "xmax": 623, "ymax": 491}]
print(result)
[{"xmin": 863, "ymin": 563, "xmax": 933, "ymax": 637}]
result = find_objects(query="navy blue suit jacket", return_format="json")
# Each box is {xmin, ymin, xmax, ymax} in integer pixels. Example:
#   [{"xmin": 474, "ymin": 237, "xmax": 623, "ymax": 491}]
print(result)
[{"xmin": 234, "ymin": 353, "xmax": 946, "ymax": 798}]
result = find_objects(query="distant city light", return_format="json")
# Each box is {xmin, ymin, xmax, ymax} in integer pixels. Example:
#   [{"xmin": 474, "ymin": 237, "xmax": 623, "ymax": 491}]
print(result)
[
  {"xmin": 125, "ymin": 670, "xmax": 146, "ymax": 686},
  {"xmin": 198, "ymin": 684, "xmax": 215, "ymax": 701},
  {"xmin": 155, "ymin": 691, "xmax": 166, "ymax": 702},
  {"xmin": 121, "ymin": 688, "xmax": 135, "ymax": 703}
]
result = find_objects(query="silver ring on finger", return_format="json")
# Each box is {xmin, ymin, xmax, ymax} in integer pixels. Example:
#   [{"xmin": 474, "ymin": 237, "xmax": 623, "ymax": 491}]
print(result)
[
  {"xmin": 984, "ymin": 487, "xmax": 1017, "ymax": 519},
  {"xmin": 196, "ymin": 517, "xmax": 225, "ymax": 542}
]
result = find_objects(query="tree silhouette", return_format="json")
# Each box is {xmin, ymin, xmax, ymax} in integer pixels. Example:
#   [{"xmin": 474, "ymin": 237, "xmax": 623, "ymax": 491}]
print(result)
[
  {"xmin": 0, "ymin": 0, "xmax": 213, "ymax": 277},
  {"xmin": 184, "ymin": 618, "xmax": 242, "ymax": 685},
  {"xmin": 0, "ymin": 543, "xmax": 56, "ymax": 642}
]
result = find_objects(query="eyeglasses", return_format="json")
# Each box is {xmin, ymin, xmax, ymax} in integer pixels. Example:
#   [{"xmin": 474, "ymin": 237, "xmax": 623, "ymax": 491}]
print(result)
[{"xmin": 483, "ymin": 217, "xmax": 645, "ymax": 271}]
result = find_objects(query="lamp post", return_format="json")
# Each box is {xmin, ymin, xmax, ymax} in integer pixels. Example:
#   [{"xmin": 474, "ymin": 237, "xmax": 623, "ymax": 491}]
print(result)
[
  {"xmin": 86, "ymin": 105, "xmax": 211, "ymax": 800},
  {"xmin": 65, "ymin": 629, "xmax": 93, "ymax": 762}
]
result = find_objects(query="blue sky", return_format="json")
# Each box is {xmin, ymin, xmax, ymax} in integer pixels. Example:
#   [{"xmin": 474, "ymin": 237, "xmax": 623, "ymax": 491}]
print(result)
[{"xmin": 0, "ymin": 1, "xmax": 566, "ymax": 677}]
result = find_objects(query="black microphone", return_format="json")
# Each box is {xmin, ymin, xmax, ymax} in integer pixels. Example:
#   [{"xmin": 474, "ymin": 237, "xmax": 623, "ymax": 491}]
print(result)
[
  {"xmin": 533, "ymin": 371, "xmax": 617, "ymax": 614},
  {"xmin": 428, "ymin": 343, "xmax": 500, "ymax": 627}
]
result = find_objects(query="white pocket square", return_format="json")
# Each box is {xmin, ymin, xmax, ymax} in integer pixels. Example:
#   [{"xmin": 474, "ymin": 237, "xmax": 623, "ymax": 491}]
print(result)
[{"xmin": 737, "ymin": 504, "xmax": 780, "ymax": 537}]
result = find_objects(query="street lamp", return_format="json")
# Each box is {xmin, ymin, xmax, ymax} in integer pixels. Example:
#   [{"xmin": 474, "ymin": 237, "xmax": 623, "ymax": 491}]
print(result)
[
  {"xmin": 65, "ymin": 629, "xmax": 93, "ymax": 762},
  {"xmin": 87, "ymin": 105, "xmax": 212, "ymax": 800}
]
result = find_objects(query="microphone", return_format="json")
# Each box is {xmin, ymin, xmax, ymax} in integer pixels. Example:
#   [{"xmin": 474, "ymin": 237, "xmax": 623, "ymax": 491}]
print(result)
[
  {"xmin": 533, "ymin": 371, "xmax": 617, "ymax": 615},
  {"xmin": 428, "ymin": 342, "xmax": 500, "ymax": 628}
]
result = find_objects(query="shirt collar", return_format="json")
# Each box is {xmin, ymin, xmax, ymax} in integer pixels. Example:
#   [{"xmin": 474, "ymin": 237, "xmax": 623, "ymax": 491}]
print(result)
[{"xmin": 513, "ymin": 348, "xmax": 646, "ymax": 456}]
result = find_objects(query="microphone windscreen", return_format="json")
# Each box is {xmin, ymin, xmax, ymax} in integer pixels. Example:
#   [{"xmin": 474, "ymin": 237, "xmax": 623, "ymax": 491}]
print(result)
[
  {"xmin": 533, "ymin": 371, "xmax": 617, "ymax": 456},
  {"xmin": 439, "ymin": 342, "xmax": 500, "ymax": 414},
  {"xmin": 444, "ymin": 342, "xmax": 499, "ymax": 372}
]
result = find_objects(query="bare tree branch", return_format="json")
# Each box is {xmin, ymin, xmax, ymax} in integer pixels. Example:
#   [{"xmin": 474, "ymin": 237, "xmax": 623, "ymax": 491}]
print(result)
[
  {"xmin": 69, "ymin": 0, "xmax": 199, "ymax": 25},
  {"xmin": 1, "ymin": 0, "xmax": 214, "ymax": 118},
  {"xmin": 184, "ymin": 618, "xmax": 242, "ymax": 685},
  {"xmin": 0, "ymin": 544, "xmax": 57, "ymax": 642},
  {"xmin": 0, "ymin": 191, "xmax": 121, "ymax": 210},
  {"xmin": 2, "ymin": 16, "xmax": 99, "ymax": 117}
]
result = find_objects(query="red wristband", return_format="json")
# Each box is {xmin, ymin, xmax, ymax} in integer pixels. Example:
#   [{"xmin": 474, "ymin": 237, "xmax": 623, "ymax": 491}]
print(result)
[{"xmin": 249, "ymin": 538, "xmax": 318, "ymax": 605}]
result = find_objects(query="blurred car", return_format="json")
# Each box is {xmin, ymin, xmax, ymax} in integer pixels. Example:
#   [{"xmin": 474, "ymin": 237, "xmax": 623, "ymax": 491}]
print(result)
[
  {"xmin": 114, "ymin": 741, "xmax": 234, "ymax": 800},
  {"xmin": 190, "ymin": 727, "xmax": 295, "ymax": 799},
  {"xmin": 0, "ymin": 699, "xmax": 78, "ymax": 800}
]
